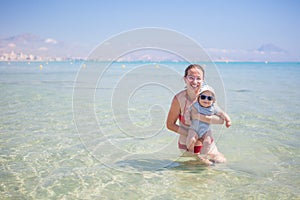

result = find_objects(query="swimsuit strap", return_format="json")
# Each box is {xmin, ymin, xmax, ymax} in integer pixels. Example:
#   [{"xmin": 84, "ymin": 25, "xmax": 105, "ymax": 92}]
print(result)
[{"xmin": 178, "ymin": 96, "xmax": 189, "ymax": 126}]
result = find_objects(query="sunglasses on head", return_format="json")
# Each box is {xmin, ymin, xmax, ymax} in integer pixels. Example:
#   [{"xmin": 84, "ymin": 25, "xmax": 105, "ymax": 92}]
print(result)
[{"xmin": 199, "ymin": 94, "xmax": 214, "ymax": 101}]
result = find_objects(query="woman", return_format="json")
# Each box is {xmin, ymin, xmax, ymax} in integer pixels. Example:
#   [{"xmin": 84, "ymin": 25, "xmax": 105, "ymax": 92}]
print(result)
[{"xmin": 166, "ymin": 64, "xmax": 226, "ymax": 164}]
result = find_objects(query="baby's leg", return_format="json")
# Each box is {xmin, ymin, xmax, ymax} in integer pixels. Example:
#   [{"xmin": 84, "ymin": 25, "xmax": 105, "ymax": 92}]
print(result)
[
  {"xmin": 200, "ymin": 133, "xmax": 211, "ymax": 155},
  {"xmin": 202, "ymin": 131, "xmax": 226, "ymax": 163},
  {"xmin": 196, "ymin": 154, "xmax": 213, "ymax": 166},
  {"xmin": 208, "ymin": 142, "xmax": 226, "ymax": 163},
  {"xmin": 186, "ymin": 129, "xmax": 198, "ymax": 152}
]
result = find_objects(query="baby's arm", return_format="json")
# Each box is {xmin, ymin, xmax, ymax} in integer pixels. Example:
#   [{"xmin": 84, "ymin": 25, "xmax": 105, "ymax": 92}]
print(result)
[
  {"xmin": 191, "ymin": 105, "xmax": 224, "ymax": 124},
  {"xmin": 216, "ymin": 109, "xmax": 231, "ymax": 128}
]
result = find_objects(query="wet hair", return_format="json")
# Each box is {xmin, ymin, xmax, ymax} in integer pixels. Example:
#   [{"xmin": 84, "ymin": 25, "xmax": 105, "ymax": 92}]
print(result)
[{"xmin": 184, "ymin": 64, "xmax": 205, "ymax": 78}]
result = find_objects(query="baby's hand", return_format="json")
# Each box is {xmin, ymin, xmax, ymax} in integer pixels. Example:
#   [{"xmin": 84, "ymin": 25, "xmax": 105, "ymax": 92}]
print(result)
[{"xmin": 225, "ymin": 120, "xmax": 231, "ymax": 128}]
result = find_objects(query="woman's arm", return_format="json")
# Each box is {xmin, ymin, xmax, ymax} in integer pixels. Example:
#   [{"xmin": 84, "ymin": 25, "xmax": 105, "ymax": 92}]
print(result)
[
  {"xmin": 166, "ymin": 97, "xmax": 188, "ymax": 137},
  {"xmin": 191, "ymin": 106, "xmax": 224, "ymax": 124}
]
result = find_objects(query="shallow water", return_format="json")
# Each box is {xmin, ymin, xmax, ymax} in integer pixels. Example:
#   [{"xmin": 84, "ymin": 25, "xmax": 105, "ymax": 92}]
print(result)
[{"xmin": 0, "ymin": 61, "xmax": 299, "ymax": 199}]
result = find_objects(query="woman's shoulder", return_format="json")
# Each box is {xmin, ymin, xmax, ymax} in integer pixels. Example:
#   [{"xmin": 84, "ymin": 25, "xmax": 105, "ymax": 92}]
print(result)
[
  {"xmin": 175, "ymin": 90, "xmax": 187, "ymax": 99},
  {"xmin": 174, "ymin": 90, "xmax": 188, "ymax": 109}
]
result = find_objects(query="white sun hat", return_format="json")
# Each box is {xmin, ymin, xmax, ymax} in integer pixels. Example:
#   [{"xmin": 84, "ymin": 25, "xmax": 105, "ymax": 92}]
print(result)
[{"xmin": 200, "ymin": 85, "xmax": 216, "ymax": 97}]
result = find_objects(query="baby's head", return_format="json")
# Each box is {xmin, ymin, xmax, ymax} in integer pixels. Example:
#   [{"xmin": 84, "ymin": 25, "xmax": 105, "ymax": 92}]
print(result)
[{"xmin": 198, "ymin": 85, "xmax": 216, "ymax": 108}]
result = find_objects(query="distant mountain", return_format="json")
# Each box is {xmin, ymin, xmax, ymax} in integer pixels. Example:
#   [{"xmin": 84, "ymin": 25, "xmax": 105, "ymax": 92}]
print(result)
[
  {"xmin": 256, "ymin": 43, "xmax": 287, "ymax": 53},
  {"xmin": 206, "ymin": 43, "xmax": 291, "ymax": 62},
  {"xmin": 0, "ymin": 33, "xmax": 293, "ymax": 62},
  {"xmin": 3, "ymin": 33, "xmax": 41, "ymax": 43},
  {"xmin": 0, "ymin": 33, "xmax": 89, "ymax": 60}
]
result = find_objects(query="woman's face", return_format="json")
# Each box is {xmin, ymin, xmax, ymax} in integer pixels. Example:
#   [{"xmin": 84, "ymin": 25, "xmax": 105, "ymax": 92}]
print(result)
[{"xmin": 185, "ymin": 67, "xmax": 203, "ymax": 93}]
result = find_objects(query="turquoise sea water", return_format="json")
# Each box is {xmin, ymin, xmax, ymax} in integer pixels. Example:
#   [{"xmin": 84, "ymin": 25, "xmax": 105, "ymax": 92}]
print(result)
[{"xmin": 0, "ymin": 61, "xmax": 299, "ymax": 199}]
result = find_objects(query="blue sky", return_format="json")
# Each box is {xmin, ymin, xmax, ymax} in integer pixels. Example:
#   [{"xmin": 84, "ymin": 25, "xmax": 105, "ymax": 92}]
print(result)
[{"xmin": 1, "ymin": 0, "xmax": 300, "ymax": 61}]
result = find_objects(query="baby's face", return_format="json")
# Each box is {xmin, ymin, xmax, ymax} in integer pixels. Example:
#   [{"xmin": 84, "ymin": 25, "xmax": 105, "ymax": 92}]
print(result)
[{"xmin": 198, "ymin": 91, "xmax": 214, "ymax": 108}]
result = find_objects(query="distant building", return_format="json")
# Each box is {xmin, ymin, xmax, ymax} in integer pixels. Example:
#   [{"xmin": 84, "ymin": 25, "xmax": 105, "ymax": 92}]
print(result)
[{"xmin": 0, "ymin": 51, "xmax": 69, "ymax": 62}]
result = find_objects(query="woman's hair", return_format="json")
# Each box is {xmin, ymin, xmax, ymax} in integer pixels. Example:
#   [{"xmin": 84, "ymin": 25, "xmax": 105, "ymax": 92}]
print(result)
[{"xmin": 184, "ymin": 64, "xmax": 205, "ymax": 78}]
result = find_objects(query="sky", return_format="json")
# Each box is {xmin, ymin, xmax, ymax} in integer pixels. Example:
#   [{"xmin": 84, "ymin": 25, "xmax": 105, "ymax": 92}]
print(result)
[{"xmin": 1, "ymin": 0, "xmax": 300, "ymax": 61}]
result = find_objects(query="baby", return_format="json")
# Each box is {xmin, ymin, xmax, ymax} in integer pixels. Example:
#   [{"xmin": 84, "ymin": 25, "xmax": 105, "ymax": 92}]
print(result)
[{"xmin": 187, "ymin": 85, "xmax": 231, "ymax": 165}]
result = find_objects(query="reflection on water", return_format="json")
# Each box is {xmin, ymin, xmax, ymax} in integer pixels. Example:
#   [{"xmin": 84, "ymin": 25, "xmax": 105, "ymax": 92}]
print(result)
[{"xmin": 0, "ymin": 62, "xmax": 299, "ymax": 199}]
